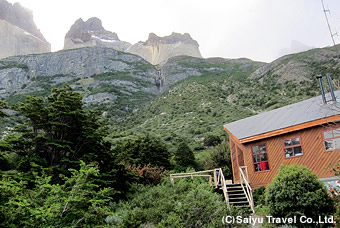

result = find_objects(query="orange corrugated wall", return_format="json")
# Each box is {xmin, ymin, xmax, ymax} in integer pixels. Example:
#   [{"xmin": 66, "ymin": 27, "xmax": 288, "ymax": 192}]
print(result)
[{"xmin": 229, "ymin": 124, "xmax": 340, "ymax": 189}]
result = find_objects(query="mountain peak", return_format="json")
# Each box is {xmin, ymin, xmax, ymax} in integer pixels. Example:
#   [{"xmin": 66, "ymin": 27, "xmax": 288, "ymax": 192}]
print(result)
[
  {"xmin": 64, "ymin": 17, "xmax": 131, "ymax": 51},
  {"xmin": 126, "ymin": 32, "xmax": 202, "ymax": 65},
  {"xmin": 145, "ymin": 32, "xmax": 199, "ymax": 46}
]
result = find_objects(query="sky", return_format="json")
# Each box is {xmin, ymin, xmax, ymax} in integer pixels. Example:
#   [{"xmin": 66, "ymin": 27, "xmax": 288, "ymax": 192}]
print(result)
[{"xmin": 6, "ymin": 0, "xmax": 340, "ymax": 62}]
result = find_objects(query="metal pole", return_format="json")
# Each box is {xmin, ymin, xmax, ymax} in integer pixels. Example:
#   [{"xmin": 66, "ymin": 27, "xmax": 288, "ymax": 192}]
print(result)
[
  {"xmin": 326, "ymin": 75, "xmax": 337, "ymax": 103},
  {"xmin": 317, "ymin": 75, "xmax": 327, "ymax": 104}
]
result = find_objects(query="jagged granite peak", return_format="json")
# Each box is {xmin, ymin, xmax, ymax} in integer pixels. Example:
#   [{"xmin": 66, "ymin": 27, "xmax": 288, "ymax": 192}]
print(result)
[
  {"xmin": 0, "ymin": 0, "xmax": 47, "ymax": 41},
  {"xmin": 64, "ymin": 17, "xmax": 130, "ymax": 51},
  {"xmin": 126, "ymin": 32, "xmax": 202, "ymax": 65},
  {"xmin": 0, "ymin": 0, "xmax": 51, "ymax": 59},
  {"xmin": 145, "ymin": 32, "xmax": 199, "ymax": 46}
]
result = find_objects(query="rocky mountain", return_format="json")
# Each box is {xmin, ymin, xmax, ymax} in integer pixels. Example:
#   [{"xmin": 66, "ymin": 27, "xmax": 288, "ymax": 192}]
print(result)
[
  {"xmin": 0, "ymin": 47, "xmax": 160, "ymax": 119},
  {"xmin": 0, "ymin": 0, "xmax": 50, "ymax": 59},
  {"xmin": 126, "ymin": 32, "xmax": 202, "ymax": 65},
  {"xmin": 64, "ymin": 17, "xmax": 131, "ymax": 52},
  {"xmin": 251, "ymin": 44, "xmax": 340, "ymax": 82}
]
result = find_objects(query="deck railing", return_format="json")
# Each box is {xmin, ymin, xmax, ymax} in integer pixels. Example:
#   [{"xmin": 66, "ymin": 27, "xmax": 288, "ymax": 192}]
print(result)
[
  {"xmin": 170, "ymin": 168, "xmax": 231, "ymax": 205},
  {"xmin": 239, "ymin": 166, "xmax": 255, "ymax": 213}
]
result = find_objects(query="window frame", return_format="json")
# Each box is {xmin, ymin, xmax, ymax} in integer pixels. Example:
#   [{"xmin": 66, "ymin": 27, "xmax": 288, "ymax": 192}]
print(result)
[
  {"xmin": 283, "ymin": 136, "xmax": 303, "ymax": 158},
  {"xmin": 322, "ymin": 127, "xmax": 340, "ymax": 152},
  {"xmin": 251, "ymin": 143, "xmax": 270, "ymax": 173}
]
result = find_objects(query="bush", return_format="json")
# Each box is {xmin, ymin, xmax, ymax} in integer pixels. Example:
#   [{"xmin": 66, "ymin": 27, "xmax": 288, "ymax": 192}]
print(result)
[
  {"xmin": 203, "ymin": 135, "xmax": 222, "ymax": 147},
  {"xmin": 109, "ymin": 178, "xmax": 249, "ymax": 227},
  {"xmin": 266, "ymin": 165, "xmax": 335, "ymax": 227},
  {"xmin": 253, "ymin": 186, "xmax": 266, "ymax": 206},
  {"xmin": 124, "ymin": 163, "xmax": 168, "ymax": 186}
]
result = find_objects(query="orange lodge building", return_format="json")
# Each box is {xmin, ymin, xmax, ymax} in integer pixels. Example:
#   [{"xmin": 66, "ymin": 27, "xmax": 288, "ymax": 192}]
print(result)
[{"xmin": 224, "ymin": 91, "xmax": 340, "ymax": 189}]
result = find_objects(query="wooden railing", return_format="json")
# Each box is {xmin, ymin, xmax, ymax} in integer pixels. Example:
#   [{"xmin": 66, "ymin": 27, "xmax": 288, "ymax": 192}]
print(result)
[
  {"xmin": 170, "ymin": 170, "xmax": 215, "ymax": 186},
  {"xmin": 214, "ymin": 168, "xmax": 229, "ymax": 204},
  {"xmin": 170, "ymin": 168, "xmax": 231, "ymax": 205},
  {"xmin": 239, "ymin": 166, "xmax": 255, "ymax": 213}
]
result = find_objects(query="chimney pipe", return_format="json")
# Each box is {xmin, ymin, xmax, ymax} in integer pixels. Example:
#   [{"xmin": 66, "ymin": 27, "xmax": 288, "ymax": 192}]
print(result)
[
  {"xmin": 317, "ymin": 75, "xmax": 327, "ymax": 104},
  {"xmin": 326, "ymin": 75, "xmax": 337, "ymax": 103}
]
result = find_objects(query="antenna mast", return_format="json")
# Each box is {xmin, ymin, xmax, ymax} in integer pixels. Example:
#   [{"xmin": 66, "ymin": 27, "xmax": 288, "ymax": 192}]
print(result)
[{"xmin": 321, "ymin": 0, "xmax": 337, "ymax": 46}]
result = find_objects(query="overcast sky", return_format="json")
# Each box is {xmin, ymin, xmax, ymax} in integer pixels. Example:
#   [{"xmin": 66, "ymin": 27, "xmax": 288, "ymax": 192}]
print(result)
[{"xmin": 7, "ymin": 0, "xmax": 340, "ymax": 62}]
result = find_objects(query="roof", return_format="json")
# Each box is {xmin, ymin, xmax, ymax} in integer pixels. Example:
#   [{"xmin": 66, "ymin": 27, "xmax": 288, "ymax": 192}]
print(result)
[{"xmin": 224, "ymin": 90, "xmax": 340, "ymax": 143}]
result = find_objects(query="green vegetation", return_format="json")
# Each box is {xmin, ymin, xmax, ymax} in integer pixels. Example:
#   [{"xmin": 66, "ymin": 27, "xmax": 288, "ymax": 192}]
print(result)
[
  {"xmin": 0, "ymin": 61, "xmax": 29, "ymax": 71},
  {"xmin": 174, "ymin": 142, "xmax": 196, "ymax": 170},
  {"xmin": 109, "ymin": 178, "xmax": 249, "ymax": 227},
  {"xmin": 0, "ymin": 161, "xmax": 113, "ymax": 227},
  {"xmin": 266, "ymin": 165, "xmax": 335, "ymax": 227}
]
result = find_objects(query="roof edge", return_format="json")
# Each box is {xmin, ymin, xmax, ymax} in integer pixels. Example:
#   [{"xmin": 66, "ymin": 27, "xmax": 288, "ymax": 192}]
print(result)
[{"xmin": 224, "ymin": 114, "xmax": 340, "ymax": 144}]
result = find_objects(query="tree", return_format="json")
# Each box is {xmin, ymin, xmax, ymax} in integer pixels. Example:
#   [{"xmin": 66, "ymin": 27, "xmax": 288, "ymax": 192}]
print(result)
[
  {"xmin": 4, "ymin": 85, "xmax": 132, "ymax": 195},
  {"xmin": 266, "ymin": 165, "xmax": 335, "ymax": 227},
  {"xmin": 174, "ymin": 142, "xmax": 196, "ymax": 170},
  {"xmin": 113, "ymin": 134, "xmax": 171, "ymax": 169},
  {"xmin": 203, "ymin": 140, "xmax": 232, "ymax": 180}
]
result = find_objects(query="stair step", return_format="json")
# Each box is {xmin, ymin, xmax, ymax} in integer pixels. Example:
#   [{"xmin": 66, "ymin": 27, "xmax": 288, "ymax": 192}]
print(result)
[
  {"xmin": 230, "ymin": 201, "xmax": 250, "ymax": 204},
  {"xmin": 228, "ymin": 192, "xmax": 245, "ymax": 198}
]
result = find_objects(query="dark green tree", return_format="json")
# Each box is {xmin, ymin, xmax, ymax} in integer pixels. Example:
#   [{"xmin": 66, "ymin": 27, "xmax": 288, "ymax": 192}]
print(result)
[
  {"xmin": 266, "ymin": 165, "xmax": 335, "ymax": 227},
  {"xmin": 202, "ymin": 140, "xmax": 232, "ymax": 180},
  {"xmin": 4, "ymin": 85, "xmax": 132, "ymax": 194},
  {"xmin": 113, "ymin": 134, "xmax": 171, "ymax": 169},
  {"xmin": 174, "ymin": 142, "xmax": 196, "ymax": 170}
]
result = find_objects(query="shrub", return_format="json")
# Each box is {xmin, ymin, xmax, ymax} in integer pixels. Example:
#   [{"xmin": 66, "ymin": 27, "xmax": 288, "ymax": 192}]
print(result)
[
  {"xmin": 203, "ymin": 135, "xmax": 222, "ymax": 147},
  {"xmin": 109, "ymin": 178, "xmax": 249, "ymax": 227},
  {"xmin": 124, "ymin": 163, "xmax": 168, "ymax": 186},
  {"xmin": 266, "ymin": 165, "xmax": 335, "ymax": 227},
  {"xmin": 253, "ymin": 186, "xmax": 266, "ymax": 206}
]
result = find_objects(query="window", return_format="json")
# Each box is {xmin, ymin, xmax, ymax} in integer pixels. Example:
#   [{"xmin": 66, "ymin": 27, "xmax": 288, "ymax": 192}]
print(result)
[
  {"xmin": 323, "ymin": 128, "xmax": 340, "ymax": 151},
  {"xmin": 252, "ymin": 144, "xmax": 269, "ymax": 172},
  {"xmin": 284, "ymin": 137, "xmax": 303, "ymax": 158}
]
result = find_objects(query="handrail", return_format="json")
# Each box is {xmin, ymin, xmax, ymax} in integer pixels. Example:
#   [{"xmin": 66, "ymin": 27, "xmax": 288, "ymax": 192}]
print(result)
[
  {"xmin": 215, "ymin": 168, "xmax": 229, "ymax": 204},
  {"xmin": 239, "ymin": 166, "xmax": 255, "ymax": 213},
  {"xmin": 170, "ymin": 168, "xmax": 231, "ymax": 206}
]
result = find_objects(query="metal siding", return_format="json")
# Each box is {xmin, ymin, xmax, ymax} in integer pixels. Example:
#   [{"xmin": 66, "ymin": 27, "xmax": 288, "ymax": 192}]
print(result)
[{"xmin": 224, "ymin": 91, "xmax": 340, "ymax": 140}]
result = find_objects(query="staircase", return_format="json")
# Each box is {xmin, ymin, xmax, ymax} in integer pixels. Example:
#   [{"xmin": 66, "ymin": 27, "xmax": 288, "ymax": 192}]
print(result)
[
  {"xmin": 226, "ymin": 183, "xmax": 251, "ymax": 209},
  {"xmin": 170, "ymin": 167, "xmax": 255, "ymax": 213}
]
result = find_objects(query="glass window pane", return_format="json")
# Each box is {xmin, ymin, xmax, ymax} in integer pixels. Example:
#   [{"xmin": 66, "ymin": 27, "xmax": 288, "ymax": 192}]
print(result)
[
  {"xmin": 260, "ymin": 153, "xmax": 268, "ymax": 161},
  {"xmin": 325, "ymin": 140, "xmax": 334, "ymax": 151},
  {"xmin": 292, "ymin": 138, "xmax": 300, "ymax": 145},
  {"xmin": 285, "ymin": 148, "xmax": 293, "ymax": 157},
  {"xmin": 334, "ymin": 128, "xmax": 340, "ymax": 138},
  {"xmin": 252, "ymin": 146, "xmax": 259, "ymax": 154},
  {"xmin": 259, "ymin": 145, "xmax": 266, "ymax": 152},
  {"xmin": 333, "ymin": 138, "xmax": 340, "ymax": 149},
  {"xmin": 254, "ymin": 163, "xmax": 261, "ymax": 172},
  {"xmin": 284, "ymin": 139, "xmax": 292, "ymax": 147},
  {"xmin": 293, "ymin": 146, "xmax": 303, "ymax": 156},
  {"xmin": 253, "ymin": 154, "xmax": 260, "ymax": 162},
  {"xmin": 324, "ymin": 130, "xmax": 333, "ymax": 139}
]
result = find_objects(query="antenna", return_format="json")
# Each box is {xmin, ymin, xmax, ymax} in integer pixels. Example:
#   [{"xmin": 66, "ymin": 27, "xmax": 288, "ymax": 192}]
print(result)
[{"xmin": 321, "ymin": 0, "xmax": 337, "ymax": 46}]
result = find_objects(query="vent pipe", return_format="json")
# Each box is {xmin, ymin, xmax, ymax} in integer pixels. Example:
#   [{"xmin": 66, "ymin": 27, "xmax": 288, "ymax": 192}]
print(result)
[
  {"xmin": 316, "ymin": 75, "xmax": 327, "ymax": 104},
  {"xmin": 326, "ymin": 74, "xmax": 337, "ymax": 103}
]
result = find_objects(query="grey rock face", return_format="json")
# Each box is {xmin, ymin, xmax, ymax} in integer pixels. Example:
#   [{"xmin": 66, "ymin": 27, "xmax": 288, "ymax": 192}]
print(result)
[
  {"xmin": 0, "ymin": 47, "xmax": 160, "ymax": 104},
  {"xmin": 126, "ymin": 32, "xmax": 202, "ymax": 65},
  {"xmin": 0, "ymin": 0, "xmax": 50, "ymax": 59},
  {"xmin": 64, "ymin": 17, "xmax": 131, "ymax": 51},
  {"xmin": 0, "ymin": 0, "xmax": 47, "ymax": 41}
]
